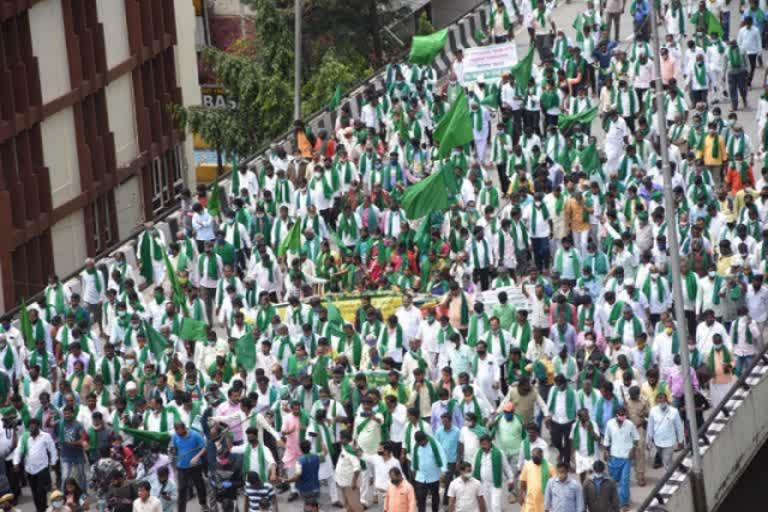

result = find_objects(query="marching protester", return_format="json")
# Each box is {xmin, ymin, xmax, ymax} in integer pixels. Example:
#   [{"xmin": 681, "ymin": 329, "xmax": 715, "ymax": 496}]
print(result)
[{"xmin": 5, "ymin": 1, "xmax": 768, "ymax": 512}]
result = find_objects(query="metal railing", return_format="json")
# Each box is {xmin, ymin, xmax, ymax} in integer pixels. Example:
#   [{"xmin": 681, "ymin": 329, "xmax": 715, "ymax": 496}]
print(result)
[{"xmin": 637, "ymin": 342, "xmax": 768, "ymax": 510}]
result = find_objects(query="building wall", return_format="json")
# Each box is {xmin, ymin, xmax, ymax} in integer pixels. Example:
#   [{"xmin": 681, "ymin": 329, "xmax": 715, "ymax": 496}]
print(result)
[{"xmin": 0, "ymin": 0, "xmax": 199, "ymax": 310}]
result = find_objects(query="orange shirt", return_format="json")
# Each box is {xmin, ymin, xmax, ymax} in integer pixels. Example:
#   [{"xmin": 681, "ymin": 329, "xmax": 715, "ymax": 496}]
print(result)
[
  {"xmin": 565, "ymin": 198, "xmax": 590, "ymax": 233},
  {"xmin": 724, "ymin": 164, "xmax": 755, "ymax": 194},
  {"xmin": 384, "ymin": 480, "xmax": 416, "ymax": 512}
]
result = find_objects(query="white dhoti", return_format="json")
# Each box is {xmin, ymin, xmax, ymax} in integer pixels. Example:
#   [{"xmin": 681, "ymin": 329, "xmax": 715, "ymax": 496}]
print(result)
[
  {"xmin": 575, "ymin": 450, "xmax": 597, "ymax": 475},
  {"xmin": 605, "ymin": 143, "xmax": 623, "ymax": 176},
  {"xmin": 475, "ymin": 135, "xmax": 489, "ymax": 163},
  {"xmin": 480, "ymin": 481, "xmax": 504, "ymax": 512},
  {"xmin": 152, "ymin": 261, "xmax": 167, "ymax": 285},
  {"xmin": 709, "ymin": 381, "xmax": 733, "ymax": 408}
]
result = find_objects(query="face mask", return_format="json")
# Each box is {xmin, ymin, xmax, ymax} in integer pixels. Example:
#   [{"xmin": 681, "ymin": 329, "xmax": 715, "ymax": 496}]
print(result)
[
  {"xmin": 427, "ymin": 316, "xmax": 435, "ymax": 324},
  {"xmin": 665, "ymin": 327, "xmax": 673, "ymax": 334},
  {"xmin": 585, "ymin": 339, "xmax": 595, "ymax": 348},
  {"xmin": 708, "ymin": 271, "xmax": 716, "ymax": 278},
  {"xmin": 504, "ymin": 412, "xmax": 515, "ymax": 420},
  {"xmin": 617, "ymin": 415, "xmax": 626, "ymax": 422},
  {"xmin": 461, "ymin": 472, "xmax": 472, "ymax": 480},
  {"xmin": 660, "ymin": 404, "xmax": 668, "ymax": 411},
  {"xmin": 52, "ymin": 501, "xmax": 64, "ymax": 509}
]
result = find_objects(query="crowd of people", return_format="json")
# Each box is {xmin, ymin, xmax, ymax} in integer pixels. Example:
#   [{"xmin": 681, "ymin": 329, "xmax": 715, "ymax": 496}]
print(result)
[{"xmin": 3, "ymin": 0, "xmax": 768, "ymax": 512}]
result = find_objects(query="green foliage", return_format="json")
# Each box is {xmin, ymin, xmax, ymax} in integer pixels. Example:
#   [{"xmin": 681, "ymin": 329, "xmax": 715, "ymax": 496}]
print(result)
[
  {"xmin": 174, "ymin": 46, "xmax": 292, "ymax": 159},
  {"xmin": 301, "ymin": 49, "xmax": 361, "ymax": 116},
  {"xmin": 416, "ymin": 11, "xmax": 435, "ymax": 35},
  {"xmin": 243, "ymin": 0, "xmax": 294, "ymax": 76}
]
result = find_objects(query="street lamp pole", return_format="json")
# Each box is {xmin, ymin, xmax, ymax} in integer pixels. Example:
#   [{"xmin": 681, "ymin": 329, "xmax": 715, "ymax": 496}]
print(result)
[
  {"xmin": 647, "ymin": 3, "xmax": 707, "ymax": 511},
  {"xmin": 294, "ymin": 0, "xmax": 302, "ymax": 120}
]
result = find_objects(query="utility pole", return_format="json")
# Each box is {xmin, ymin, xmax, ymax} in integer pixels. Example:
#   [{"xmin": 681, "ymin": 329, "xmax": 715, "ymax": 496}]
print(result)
[
  {"xmin": 294, "ymin": 0, "xmax": 302, "ymax": 120},
  {"xmin": 647, "ymin": 4, "xmax": 707, "ymax": 511}
]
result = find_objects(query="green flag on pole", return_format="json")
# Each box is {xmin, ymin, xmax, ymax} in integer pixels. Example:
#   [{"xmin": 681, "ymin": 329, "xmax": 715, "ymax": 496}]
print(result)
[
  {"xmin": 19, "ymin": 297, "xmax": 35, "ymax": 350},
  {"xmin": 409, "ymin": 28, "xmax": 449, "ymax": 65},
  {"xmin": 277, "ymin": 221, "xmax": 302, "ymax": 257},
  {"xmin": 577, "ymin": 142, "xmax": 601, "ymax": 174},
  {"xmin": 235, "ymin": 332, "xmax": 257, "ymax": 371},
  {"xmin": 328, "ymin": 85, "xmax": 342, "ymax": 111},
  {"xmin": 401, "ymin": 165, "xmax": 460, "ymax": 219},
  {"xmin": 144, "ymin": 321, "xmax": 169, "ymax": 359},
  {"xmin": 179, "ymin": 318, "xmax": 208, "ymax": 342},
  {"xmin": 208, "ymin": 176, "xmax": 221, "ymax": 217},
  {"xmin": 473, "ymin": 29, "xmax": 486, "ymax": 43},
  {"xmin": 162, "ymin": 252, "xmax": 190, "ymax": 317},
  {"xmin": 557, "ymin": 106, "xmax": 599, "ymax": 131},
  {"xmin": 433, "ymin": 89, "xmax": 473, "ymax": 159},
  {"xmin": 510, "ymin": 47, "xmax": 535, "ymax": 89},
  {"xmin": 121, "ymin": 427, "xmax": 171, "ymax": 447},
  {"xmin": 705, "ymin": 11, "xmax": 723, "ymax": 38},
  {"xmin": 230, "ymin": 156, "xmax": 240, "ymax": 196}
]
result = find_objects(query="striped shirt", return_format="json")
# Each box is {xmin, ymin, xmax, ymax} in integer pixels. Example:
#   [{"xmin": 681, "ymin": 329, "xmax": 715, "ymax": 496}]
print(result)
[{"xmin": 245, "ymin": 482, "xmax": 275, "ymax": 512}]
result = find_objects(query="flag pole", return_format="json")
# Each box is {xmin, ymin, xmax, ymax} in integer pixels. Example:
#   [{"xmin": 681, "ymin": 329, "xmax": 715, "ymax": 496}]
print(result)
[{"xmin": 648, "ymin": 3, "xmax": 707, "ymax": 510}]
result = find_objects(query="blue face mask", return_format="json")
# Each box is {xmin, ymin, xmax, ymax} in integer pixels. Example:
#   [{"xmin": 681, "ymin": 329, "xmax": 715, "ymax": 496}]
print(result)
[{"xmin": 504, "ymin": 412, "xmax": 515, "ymax": 420}]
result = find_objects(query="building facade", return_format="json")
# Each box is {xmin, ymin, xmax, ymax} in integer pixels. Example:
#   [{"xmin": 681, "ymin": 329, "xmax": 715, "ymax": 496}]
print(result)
[{"xmin": 0, "ymin": 0, "xmax": 200, "ymax": 311}]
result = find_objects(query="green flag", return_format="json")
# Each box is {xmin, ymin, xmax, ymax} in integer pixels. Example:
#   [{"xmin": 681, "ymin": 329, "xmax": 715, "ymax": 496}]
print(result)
[
  {"xmin": 480, "ymin": 92, "xmax": 499, "ymax": 109},
  {"xmin": 19, "ymin": 297, "xmax": 34, "ymax": 350},
  {"xmin": 433, "ymin": 89, "xmax": 473, "ymax": 159},
  {"xmin": 328, "ymin": 85, "xmax": 342, "ymax": 111},
  {"xmin": 473, "ymin": 29, "xmax": 486, "ymax": 43},
  {"xmin": 163, "ymin": 252, "xmax": 190, "ymax": 317},
  {"xmin": 510, "ymin": 47, "xmax": 535, "ymax": 89},
  {"xmin": 208, "ymin": 176, "xmax": 221, "ymax": 217},
  {"xmin": 277, "ymin": 221, "xmax": 302, "ymax": 257},
  {"xmin": 557, "ymin": 106, "xmax": 599, "ymax": 131},
  {"xmin": 326, "ymin": 298, "xmax": 343, "ymax": 326},
  {"xmin": 401, "ymin": 165, "xmax": 460, "ymax": 219},
  {"xmin": 397, "ymin": 113, "xmax": 409, "ymax": 141},
  {"xmin": 706, "ymin": 11, "xmax": 723, "ymax": 38},
  {"xmin": 230, "ymin": 156, "xmax": 240, "ymax": 196},
  {"xmin": 235, "ymin": 332, "xmax": 257, "ymax": 371},
  {"xmin": 577, "ymin": 142, "xmax": 601, "ymax": 174},
  {"xmin": 179, "ymin": 318, "xmax": 208, "ymax": 342},
  {"xmin": 121, "ymin": 427, "xmax": 170, "ymax": 447},
  {"xmin": 409, "ymin": 28, "xmax": 449, "ymax": 65},
  {"xmin": 144, "ymin": 321, "xmax": 168, "ymax": 359}
]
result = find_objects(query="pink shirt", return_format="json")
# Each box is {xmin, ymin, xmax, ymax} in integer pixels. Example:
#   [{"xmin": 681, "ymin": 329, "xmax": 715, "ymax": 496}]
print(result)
[
  {"xmin": 660, "ymin": 57, "xmax": 678, "ymax": 84},
  {"xmin": 281, "ymin": 413, "xmax": 301, "ymax": 466},
  {"xmin": 664, "ymin": 366, "xmax": 700, "ymax": 398}
]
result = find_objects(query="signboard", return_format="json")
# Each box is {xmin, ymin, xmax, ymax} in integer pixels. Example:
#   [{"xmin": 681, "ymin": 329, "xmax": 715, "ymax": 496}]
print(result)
[
  {"xmin": 200, "ymin": 85, "xmax": 237, "ymax": 109},
  {"xmin": 462, "ymin": 42, "xmax": 519, "ymax": 84}
]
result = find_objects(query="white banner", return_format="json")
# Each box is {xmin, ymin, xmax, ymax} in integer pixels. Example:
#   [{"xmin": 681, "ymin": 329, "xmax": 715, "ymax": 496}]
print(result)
[
  {"xmin": 462, "ymin": 42, "xmax": 519, "ymax": 84},
  {"xmin": 477, "ymin": 285, "xmax": 530, "ymax": 311}
]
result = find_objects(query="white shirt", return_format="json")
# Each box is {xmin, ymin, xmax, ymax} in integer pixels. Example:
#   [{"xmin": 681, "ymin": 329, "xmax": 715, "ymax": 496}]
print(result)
[
  {"xmin": 647, "ymin": 405, "xmax": 684, "ymax": 448},
  {"xmin": 604, "ymin": 418, "xmax": 639, "ymax": 458},
  {"xmin": 335, "ymin": 447, "xmax": 362, "ymax": 487},
  {"xmin": 746, "ymin": 286, "xmax": 768, "ymax": 322},
  {"xmin": 11, "ymin": 431, "xmax": 57, "ymax": 475},
  {"xmin": 447, "ymin": 477, "xmax": 485, "ymax": 512},
  {"xmin": 396, "ymin": 305, "xmax": 423, "ymax": 342},
  {"xmin": 133, "ymin": 496, "xmax": 163, "ymax": 512},
  {"xmin": 366, "ymin": 454, "xmax": 402, "ymax": 491},
  {"xmin": 738, "ymin": 25, "xmax": 762, "ymax": 54},
  {"xmin": 80, "ymin": 270, "xmax": 105, "ymax": 305}
]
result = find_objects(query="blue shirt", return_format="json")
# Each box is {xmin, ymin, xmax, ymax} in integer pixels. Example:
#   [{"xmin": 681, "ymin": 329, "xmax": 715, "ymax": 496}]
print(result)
[
  {"xmin": 435, "ymin": 426, "xmax": 460, "ymax": 463},
  {"xmin": 632, "ymin": 0, "xmax": 649, "ymax": 22},
  {"xmin": 544, "ymin": 477, "xmax": 585, "ymax": 512},
  {"xmin": 172, "ymin": 430, "xmax": 206, "ymax": 469},
  {"xmin": 414, "ymin": 438, "xmax": 448, "ymax": 483}
]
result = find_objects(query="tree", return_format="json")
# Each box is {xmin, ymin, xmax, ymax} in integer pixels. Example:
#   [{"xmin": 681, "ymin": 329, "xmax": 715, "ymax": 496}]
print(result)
[
  {"xmin": 173, "ymin": 48, "xmax": 292, "ymax": 170},
  {"xmin": 416, "ymin": 11, "xmax": 435, "ymax": 35},
  {"xmin": 301, "ymin": 49, "xmax": 367, "ymax": 116}
]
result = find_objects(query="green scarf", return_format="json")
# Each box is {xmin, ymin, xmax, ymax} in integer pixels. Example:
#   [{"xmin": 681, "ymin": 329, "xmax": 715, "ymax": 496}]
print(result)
[
  {"xmin": 728, "ymin": 46, "xmax": 743, "ymax": 69},
  {"xmin": 312, "ymin": 419, "xmax": 335, "ymax": 461},
  {"xmin": 198, "ymin": 253, "xmax": 219, "ymax": 280},
  {"xmin": 85, "ymin": 267, "xmax": 102, "ymax": 293},
  {"xmin": 29, "ymin": 351, "xmax": 50, "ymax": 379},
  {"xmin": 471, "ymin": 238, "xmax": 490, "ymax": 269},
  {"xmin": 139, "ymin": 231, "xmax": 163, "ymax": 283},
  {"xmin": 474, "ymin": 447, "xmax": 504, "ymax": 488},
  {"xmin": 243, "ymin": 442, "xmax": 268, "ymax": 480},
  {"xmin": 616, "ymin": 316, "xmax": 643, "ymax": 340},
  {"xmin": 708, "ymin": 345, "xmax": 732, "ymax": 372},
  {"xmin": 548, "ymin": 386, "xmax": 577, "ymax": 421},
  {"xmin": 684, "ymin": 272, "xmax": 698, "ymax": 302},
  {"xmin": 531, "ymin": 202, "xmax": 550, "ymax": 233},
  {"xmin": 467, "ymin": 313, "xmax": 490, "ymax": 346},
  {"xmin": 511, "ymin": 321, "xmax": 532, "ymax": 353},
  {"xmin": 643, "ymin": 275, "xmax": 665, "ymax": 303},
  {"xmin": 555, "ymin": 248, "xmax": 580, "ymax": 277},
  {"xmin": 693, "ymin": 62, "xmax": 707, "ymax": 87},
  {"xmin": 337, "ymin": 335, "xmax": 362, "ymax": 368},
  {"xmin": 2, "ymin": 346, "xmax": 14, "ymax": 371},
  {"xmin": 379, "ymin": 325, "xmax": 404, "ymax": 355},
  {"xmin": 412, "ymin": 434, "xmax": 443, "ymax": 472},
  {"xmin": 343, "ymin": 444, "xmax": 367, "ymax": 470},
  {"xmin": 732, "ymin": 317, "xmax": 754, "ymax": 345},
  {"xmin": 571, "ymin": 421, "xmax": 595, "ymax": 456}
]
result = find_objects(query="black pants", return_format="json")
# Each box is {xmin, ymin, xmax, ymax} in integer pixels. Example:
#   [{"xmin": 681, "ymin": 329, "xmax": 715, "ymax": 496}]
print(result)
[
  {"xmin": 690, "ymin": 89, "xmax": 708, "ymax": 106},
  {"xmin": 178, "ymin": 465, "xmax": 207, "ymax": 512},
  {"xmin": 635, "ymin": 88, "xmax": 647, "ymax": 111},
  {"xmin": 414, "ymin": 480, "xmax": 440, "ymax": 512},
  {"xmin": 550, "ymin": 421, "xmax": 574, "ymax": 467},
  {"xmin": 320, "ymin": 206, "xmax": 337, "ymax": 231},
  {"xmin": 532, "ymin": 237, "xmax": 550, "ymax": 272},
  {"xmin": 27, "ymin": 469, "xmax": 51, "ymax": 512},
  {"xmin": 474, "ymin": 267, "xmax": 491, "ymax": 291},
  {"xmin": 544, "ymin": 113, "xmax": 559, "ymax": 129},
  {"xmin": 201, "ymin": 285, "xmax": 217, "ymax": 326},
  {"xmin": 728, "ymin": 70, "xmax": 748, "ymax": 110},
  {"xmin": 5, "ymin": 460, "xmax": 20, "ymax": 501},
  {"xmin": 497, "ymin": 163, "xmax": 510, "ymax": 196},
  {"xmin": 523, "ymin": 110, "xmax": 541, "ymax": 135},
  {"xmin": 685, "ymin": 310, "xmax": 697, "ymax": 339},
  {"xmin": 623, "ymin": 115, "xmax": 635, "ymax": 133},
  {"xmin": 442, "ymin": 463, "xmax": 456, "ymax": 505},
  {"xmin": 748, "ymin": 53, "xmax": 758, "ymax": 85}
]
